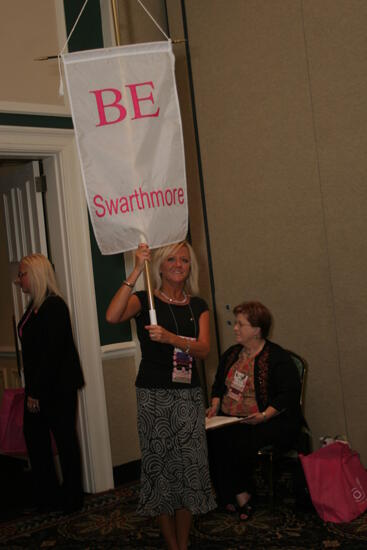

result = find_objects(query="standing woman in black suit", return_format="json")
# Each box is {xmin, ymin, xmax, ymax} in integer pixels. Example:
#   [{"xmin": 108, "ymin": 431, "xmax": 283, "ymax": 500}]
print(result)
[{"xmin": 17, "ymin": 253, "xmax": 85, "ymax": 514}]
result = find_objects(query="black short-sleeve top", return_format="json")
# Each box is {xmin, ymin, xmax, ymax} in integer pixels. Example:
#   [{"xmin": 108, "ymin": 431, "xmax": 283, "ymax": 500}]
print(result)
[{"xmin": 134, "ymin": 291, "xmax": 208, "ymax": 389}]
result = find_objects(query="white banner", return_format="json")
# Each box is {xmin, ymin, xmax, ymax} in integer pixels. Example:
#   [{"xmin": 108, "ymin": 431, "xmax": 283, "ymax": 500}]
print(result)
[{"xmin": 62, "ymin": 41, "xmax": 188, "ymax": 254}]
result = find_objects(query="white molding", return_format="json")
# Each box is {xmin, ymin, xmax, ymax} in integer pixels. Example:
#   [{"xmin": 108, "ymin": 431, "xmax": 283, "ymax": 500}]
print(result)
[
  {"xmin": 2, "ymin": 195, "xmax": 14, "ymax": 261},
  {"xmin": 16, "ymin": 188, "xmax": 27, "ymax": 257},
  {"xmin": 0, "ymin": 346, "xmax": 15, "ymax": 353},
  {"xmin": 25, "ymin": 179, "xmax": 36, "ymax": 252},
  {"xmin": 10, "ymin": 188, "xmax": 21, "ymax": 261},
  {"xmin": 0, "ymin": 347, "xmax": 16, "ymax": 359},
  {"xmin": 0, "ymin": 125, "xmax": 113, "ymax": 493},
  {"xmin": 0, "ymin": 125, "xmax": 75, "ymax": 155}
]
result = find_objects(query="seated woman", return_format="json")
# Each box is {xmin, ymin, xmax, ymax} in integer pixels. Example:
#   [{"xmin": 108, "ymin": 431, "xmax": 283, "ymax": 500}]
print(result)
[{"xmin": 206, "ymin": 301, "xmax": 303, "ymax": 520}]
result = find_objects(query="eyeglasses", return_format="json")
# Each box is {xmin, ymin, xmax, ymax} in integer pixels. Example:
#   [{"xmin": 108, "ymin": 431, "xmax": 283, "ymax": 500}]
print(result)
[
  {"xmin": 234, "ymin": 321, "xmax": 253, "ymax": 328},
  {"xmin": 17, "ymin": 271, "xmax": 27, "ymax": 279}
]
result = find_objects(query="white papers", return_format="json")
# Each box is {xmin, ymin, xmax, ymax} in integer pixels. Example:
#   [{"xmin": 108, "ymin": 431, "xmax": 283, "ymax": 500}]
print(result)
[{"xmin": 205, "ymin": 415, "xmax": 243, "ymax": 430}]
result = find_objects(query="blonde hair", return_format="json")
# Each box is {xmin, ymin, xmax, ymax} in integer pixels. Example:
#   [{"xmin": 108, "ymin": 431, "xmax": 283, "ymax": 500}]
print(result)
[
  {"xmin": 151, "ymin": 240, "xmax": 199, "ymax": 296},
  {"xmin": 21, "ymin": 253, "xmax": 61, "ymax": 310}
]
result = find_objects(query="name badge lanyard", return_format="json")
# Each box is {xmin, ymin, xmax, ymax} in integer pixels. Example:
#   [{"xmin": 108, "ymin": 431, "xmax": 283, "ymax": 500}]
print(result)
[{"xmin": 167, "ymin": 301, "xmax": 197, "ymax": 384}]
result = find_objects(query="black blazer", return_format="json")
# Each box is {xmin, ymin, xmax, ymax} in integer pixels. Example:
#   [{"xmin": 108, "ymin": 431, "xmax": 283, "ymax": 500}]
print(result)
[{"xmin": 18, "ymin": 295, "xmax": 84, "ymax": 399}]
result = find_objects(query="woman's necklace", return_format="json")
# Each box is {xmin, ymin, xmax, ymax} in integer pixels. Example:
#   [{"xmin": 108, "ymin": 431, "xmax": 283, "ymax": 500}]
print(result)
[
  {"xmin": 166, "ymin": 301, "xmax": 197, "ymax": 339},
  {"xmin": 159, "ymin": 289, "xmax": 187, "ymax": 304}
]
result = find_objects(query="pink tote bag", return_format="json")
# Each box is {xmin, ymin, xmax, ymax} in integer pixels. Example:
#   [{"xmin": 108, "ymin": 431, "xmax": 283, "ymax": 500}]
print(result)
[
  {"xmin": 300, "ymin": 442, "xmax": 367, "ymax": 523},
  {"xmin": 0, "ymin": 388, "xmax": 58, "ymax": 456},
  {"xmin": 0, "ymin": 388, "xmax": 28, "ymax": 455}
]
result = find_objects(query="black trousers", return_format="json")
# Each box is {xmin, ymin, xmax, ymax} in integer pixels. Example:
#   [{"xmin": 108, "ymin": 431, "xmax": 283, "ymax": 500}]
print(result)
[
  {"xmin": 207, "ymin": 415, "xmax": 300, "ymax": 505},
  {"xmin": 23, "ymin": 390, "xmax": 83, "ymax": 511}
]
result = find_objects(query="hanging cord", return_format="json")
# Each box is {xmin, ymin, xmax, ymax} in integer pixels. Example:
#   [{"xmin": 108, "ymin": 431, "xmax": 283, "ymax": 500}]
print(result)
[
  {"xmin": 58, "ymin": 0, "xmax": 170, "ymax": 96},
  {"xmin": 136, "ymin": 0, "xmax": 170, "ymax": 41},
  {"xmin": 58, "ymin": 0, "xmax": 90, "ymax": 96}
]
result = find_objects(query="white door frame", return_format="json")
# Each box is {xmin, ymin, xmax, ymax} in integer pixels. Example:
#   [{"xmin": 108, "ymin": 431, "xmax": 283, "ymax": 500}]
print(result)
[{"xmin": 0, "ymin": 125, "xmax": 114, "ymax": 493}]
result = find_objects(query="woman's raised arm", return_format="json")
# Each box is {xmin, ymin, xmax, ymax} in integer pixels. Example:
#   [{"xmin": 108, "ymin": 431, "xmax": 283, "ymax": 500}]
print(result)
[{"xmin": 106, "ymin": 244, "xmax": 150, "ymax": 323}]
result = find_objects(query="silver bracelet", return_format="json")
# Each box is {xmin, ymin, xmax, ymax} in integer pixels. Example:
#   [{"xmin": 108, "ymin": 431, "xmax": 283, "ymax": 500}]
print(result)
[
  {"xmin": 262, "ymin": 411, "xmax": 267, "ymax": 421},
  {"xmin": 122, "ymin": 280, "xmax": 134, "ymax": 289}
]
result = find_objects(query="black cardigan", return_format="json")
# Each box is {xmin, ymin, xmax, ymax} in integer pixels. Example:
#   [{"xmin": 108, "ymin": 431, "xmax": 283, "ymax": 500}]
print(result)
[
  {"xmin": 211, "ymin": 340, "xmax": 302, "ymax": 420},
  {"xmin": 18, "ymin": 295, "xmax": 84, "ymax": 399}
]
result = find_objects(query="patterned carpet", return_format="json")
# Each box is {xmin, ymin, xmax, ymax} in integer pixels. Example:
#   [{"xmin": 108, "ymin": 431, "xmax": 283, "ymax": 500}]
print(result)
[{"xmin": 1, "ymin": 480, "xmax": 367, "ymax": 549}]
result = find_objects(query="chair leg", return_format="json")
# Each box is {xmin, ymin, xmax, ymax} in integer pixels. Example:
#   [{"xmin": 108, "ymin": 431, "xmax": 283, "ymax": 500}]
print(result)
[{"xmin": 268, "ymin": 452, "xmax": 274, "ymax": 507}]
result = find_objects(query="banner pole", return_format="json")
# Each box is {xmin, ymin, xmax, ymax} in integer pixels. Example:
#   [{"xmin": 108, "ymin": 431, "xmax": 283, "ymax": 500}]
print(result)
[
  {"xmin": 144, "ymin": 260, "xmax": 157, "ymax": 325},
  {"xmin": 110, "ymin": 5, "xmax": 157, "ymax": 325},
  {"xmin": 111, "ymin": 0, "xmax": 121, "ymax": 46},
  {"xmin": 140, "ymin": 235, "xmax": 157, "ymax": 325}
]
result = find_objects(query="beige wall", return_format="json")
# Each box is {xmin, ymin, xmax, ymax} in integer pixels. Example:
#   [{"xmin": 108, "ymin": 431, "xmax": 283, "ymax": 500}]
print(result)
[
  {"xmin": 116, "ymin": 0, "xmax": 166, "ymax": 44},
  {"xmin": 0, "ymin": 0, "xmax": 67, "ymax": 114},
  {"xmin": 103, "ymin": 356, "xmax": 140, "ymax": 465},
  {"xmin": 302, "ymin": 0, "xmax": 367, "ymax": 459},
  {"xmin": 165, "ymin": 0, "xmax": 367, "ymax": 463}
]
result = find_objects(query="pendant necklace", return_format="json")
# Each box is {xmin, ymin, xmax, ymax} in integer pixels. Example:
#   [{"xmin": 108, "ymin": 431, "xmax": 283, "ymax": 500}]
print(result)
[
  {"xmin": 159, "ymin": 289, "xmax": 187, "ymax": 304},
  {"xmin": 166, "ymin": 300, "xmax": 197, "ymax": 339}
]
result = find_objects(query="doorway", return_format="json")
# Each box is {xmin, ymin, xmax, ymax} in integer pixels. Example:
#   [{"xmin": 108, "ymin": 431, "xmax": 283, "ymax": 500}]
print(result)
[
  {"xmin": 0, "ymin": 125, "xmax": 114, "ymax": 493},
  {"xmin": 0, "ymin": 159, "xmax": 50, "ymax": 395}
]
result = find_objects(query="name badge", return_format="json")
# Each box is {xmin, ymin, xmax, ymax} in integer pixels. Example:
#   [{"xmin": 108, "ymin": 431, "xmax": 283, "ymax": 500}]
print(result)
[
  {"xmin": 227, "ymin": 370, "xmax": 248, "ymax": 402},
  {"xmin": 172, "ymin": 348, "xmax": 192, "ymax": 383},
  {"xmin": 172, "ymin": 337, "xmax": 195, "ymax": 384}
]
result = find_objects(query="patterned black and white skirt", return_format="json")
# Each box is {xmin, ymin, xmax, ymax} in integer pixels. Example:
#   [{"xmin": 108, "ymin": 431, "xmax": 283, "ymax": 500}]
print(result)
[{"xmin": 136, "ymin": 387, "xmax": 217, "ymax": 516}]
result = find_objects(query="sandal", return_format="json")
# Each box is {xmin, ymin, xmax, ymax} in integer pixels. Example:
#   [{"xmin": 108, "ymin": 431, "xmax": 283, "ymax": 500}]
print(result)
[{"xmin": 237, "ymin": 501, "xmax": 254, "ymax": 521}]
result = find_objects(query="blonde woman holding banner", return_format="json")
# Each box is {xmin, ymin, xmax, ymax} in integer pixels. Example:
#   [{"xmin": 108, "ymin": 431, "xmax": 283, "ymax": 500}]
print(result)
[{"xmin": 106, "ymin": 241, "xmax": 216, "ymax": 550}]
